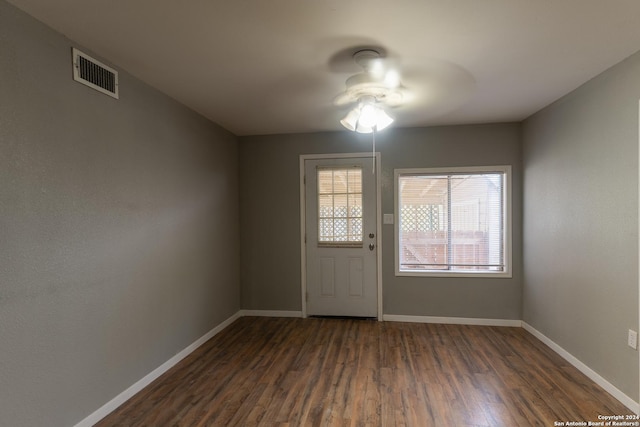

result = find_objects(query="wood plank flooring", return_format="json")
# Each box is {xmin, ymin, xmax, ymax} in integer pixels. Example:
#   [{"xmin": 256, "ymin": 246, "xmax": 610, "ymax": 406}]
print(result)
[{"xmin": 95, "ymin": 317, "xmax": 633, "ymax": 426}]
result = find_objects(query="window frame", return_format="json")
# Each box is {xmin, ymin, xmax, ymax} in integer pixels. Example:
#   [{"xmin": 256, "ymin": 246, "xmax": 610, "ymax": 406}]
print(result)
[{"xmin": 394, "ymin": 165, "xmax": 512, "ymax": 278}]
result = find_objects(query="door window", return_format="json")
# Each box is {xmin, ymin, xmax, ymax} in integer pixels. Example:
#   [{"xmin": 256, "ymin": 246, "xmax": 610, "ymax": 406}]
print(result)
[{"xmin": 317, "ymin": 167, "xmax": 363, "ymax": 247}]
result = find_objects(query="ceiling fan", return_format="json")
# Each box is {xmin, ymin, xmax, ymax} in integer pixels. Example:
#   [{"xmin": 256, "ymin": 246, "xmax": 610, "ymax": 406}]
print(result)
[{"xmin": 334, "ymin": 49, "xmax": 410, "ymax": 133}]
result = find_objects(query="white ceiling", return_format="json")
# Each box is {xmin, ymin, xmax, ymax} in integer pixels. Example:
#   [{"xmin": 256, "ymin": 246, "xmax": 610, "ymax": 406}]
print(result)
[{"xmin": 7, "ymin": 0, "xmax": 640, "ymax": 136}]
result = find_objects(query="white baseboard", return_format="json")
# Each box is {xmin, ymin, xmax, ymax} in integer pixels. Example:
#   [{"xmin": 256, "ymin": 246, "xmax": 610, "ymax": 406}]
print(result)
[
  {"xmin": 240, "ymin": 309, "xmax": 303, "ymax": 318},
  {"xmin": 522, "ymin": 322, "xmax": 640, "ymax": 414},
  {"xmin": 74, "ymin": 311, "xmax": 242, "ymax": 427},
  {"xmin": 383, "ymin": 314, "xmax": 522, "ymax": 327}
]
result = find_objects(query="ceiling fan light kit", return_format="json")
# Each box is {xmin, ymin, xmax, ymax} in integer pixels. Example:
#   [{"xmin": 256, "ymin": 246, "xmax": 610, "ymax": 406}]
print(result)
[
  {"xmin": 340, "ymin": 96, "xmax": 394, "ymax": 134},
  {"xmin": 336, "ymin": 49, "xmax": 405, "ymax": 134}
]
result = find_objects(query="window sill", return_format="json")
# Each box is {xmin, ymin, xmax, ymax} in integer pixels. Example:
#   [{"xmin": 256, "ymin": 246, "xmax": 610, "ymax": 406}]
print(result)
[{"xmin": 395, "ymin": 270, "xmax": 512, "ymax": 279}]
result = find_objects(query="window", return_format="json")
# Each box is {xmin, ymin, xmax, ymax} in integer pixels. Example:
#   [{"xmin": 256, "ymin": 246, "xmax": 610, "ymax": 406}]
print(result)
[
  {"xmin": 317, "ymin": 166, "xmax": 363, "ymax": 247},
  {"xmin": 395, "ymin": 166, "xmax": 511, "ymax": 277}
]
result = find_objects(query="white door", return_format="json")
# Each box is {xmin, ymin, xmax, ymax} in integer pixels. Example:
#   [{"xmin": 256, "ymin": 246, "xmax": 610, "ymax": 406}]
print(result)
[{"xmin": 304, "ymin": 157, "xmax": 378, "ymax": 317}]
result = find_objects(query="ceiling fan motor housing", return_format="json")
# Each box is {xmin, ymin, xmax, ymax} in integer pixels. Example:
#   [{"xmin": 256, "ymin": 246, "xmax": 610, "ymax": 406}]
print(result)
[
  {"xmin": 353, "ymin": 49, "xmax": 382, "ymax": 70},
  {"xmin": 335, "ymin": 49, "xmax": 403, "ymax": 106}
]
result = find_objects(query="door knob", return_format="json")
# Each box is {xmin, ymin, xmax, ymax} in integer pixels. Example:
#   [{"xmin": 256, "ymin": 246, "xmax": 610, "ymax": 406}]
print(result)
[{"xmin": 369, "ymin": 244, "xmax": 375, "ymax": 251}]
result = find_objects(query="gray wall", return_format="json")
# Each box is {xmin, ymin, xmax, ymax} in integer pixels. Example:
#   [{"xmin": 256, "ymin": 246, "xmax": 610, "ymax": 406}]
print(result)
[
  {"xmin": 0, "ymin": 2, "xmax": 240, "ymax": 426},
  {"xmin": 522, "ymin": 52, "xmax": 640, "ymax": 399},
  {"xmin": 240, "ymin": 123, "xmax": 523, "ymax": 320}
]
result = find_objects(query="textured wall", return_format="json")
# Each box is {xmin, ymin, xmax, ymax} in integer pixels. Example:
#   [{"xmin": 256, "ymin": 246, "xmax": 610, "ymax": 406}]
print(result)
[
  {"xmin": 523, "ymin": 51, "xmax": 639, "ymax": 399},
  {"xmin": 239, "ymin": 123, "xmax": 523, "ymax": 320},
  {"xmin": 0, "ymin": 2, "xmax": 240, "ymax": 426}
]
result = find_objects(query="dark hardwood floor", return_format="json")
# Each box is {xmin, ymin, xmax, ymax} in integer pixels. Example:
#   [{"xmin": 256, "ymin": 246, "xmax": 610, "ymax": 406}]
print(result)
[{"xmin": 95, "ymin": 317, "xmax": 633, "ymax": 426}]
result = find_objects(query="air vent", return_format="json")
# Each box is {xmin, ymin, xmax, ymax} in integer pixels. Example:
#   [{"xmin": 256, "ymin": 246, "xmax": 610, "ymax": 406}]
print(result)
[{"xmin": 72, "ymin": 48, "xmax": 119, "ymax": 99}]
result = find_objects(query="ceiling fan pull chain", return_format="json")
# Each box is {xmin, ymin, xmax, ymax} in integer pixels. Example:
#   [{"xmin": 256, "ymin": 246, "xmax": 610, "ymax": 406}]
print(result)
[{"xmin": 372, "ymin": 126, "xmax": 376, "ymax": 175}]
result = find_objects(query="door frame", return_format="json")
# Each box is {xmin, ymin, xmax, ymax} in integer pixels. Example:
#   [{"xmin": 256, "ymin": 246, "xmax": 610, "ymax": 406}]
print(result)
[{"xmin": 299, "ymin": 152, "xmax": 383, "ymax": 320}]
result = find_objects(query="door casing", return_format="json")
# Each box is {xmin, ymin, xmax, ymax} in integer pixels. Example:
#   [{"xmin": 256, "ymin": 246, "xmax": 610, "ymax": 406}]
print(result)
[{"xmin": 299, "ymin": 152, "xmax": 383, "ymax": 320}]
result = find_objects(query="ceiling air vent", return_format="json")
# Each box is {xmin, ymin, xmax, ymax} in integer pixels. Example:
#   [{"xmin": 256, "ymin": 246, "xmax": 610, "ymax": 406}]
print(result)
[{"xmin": 72, "ymin": 48, "xmax": 119, "ymax": 99}]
